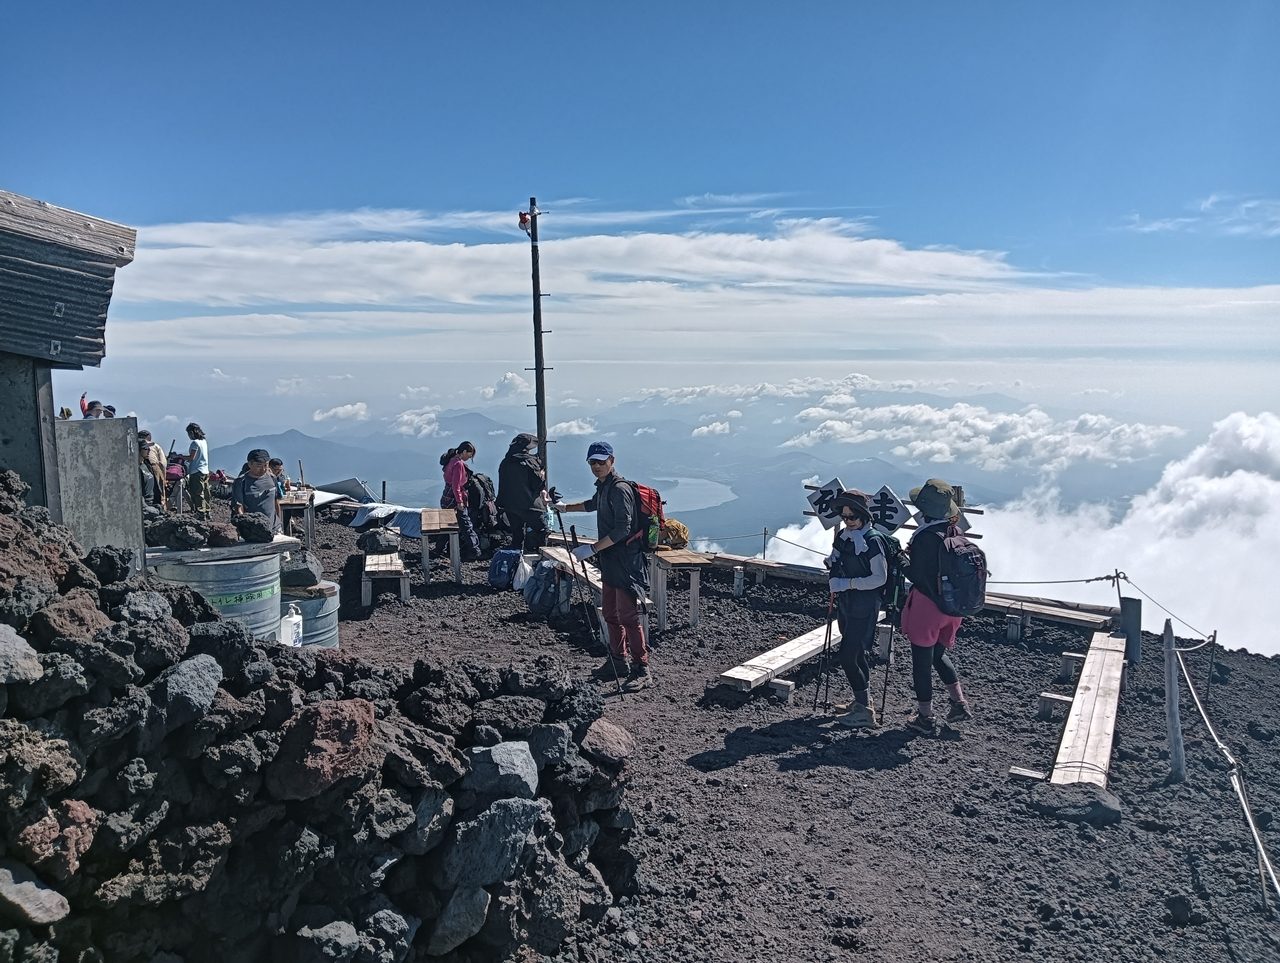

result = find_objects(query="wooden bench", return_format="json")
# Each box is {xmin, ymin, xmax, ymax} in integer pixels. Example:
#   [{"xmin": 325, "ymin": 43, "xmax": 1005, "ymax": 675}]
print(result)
[
  {"xmin": 362, "ymin": 552, "xmax": 409, "ymax": 605},
  {"xmin": 718, "ymin": 623, "xmax": 843, "ymax": 692},
  {"xmin": 420, "ymin": 508, "xmax": 463, "ymax": 584},
  {"xmin": 1048, "ymin": 631, "xmax": 1127, "ymax": 788},
  {"xmin": 650, "ymin": 549, "xmax": 712, "ymax": 632}
]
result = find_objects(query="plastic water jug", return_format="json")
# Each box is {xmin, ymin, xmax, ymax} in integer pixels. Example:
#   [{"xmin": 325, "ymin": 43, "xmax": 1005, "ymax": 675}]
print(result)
[{"xmin": 281, "ymin": 602, "xmax": 303, "ymax": 647}]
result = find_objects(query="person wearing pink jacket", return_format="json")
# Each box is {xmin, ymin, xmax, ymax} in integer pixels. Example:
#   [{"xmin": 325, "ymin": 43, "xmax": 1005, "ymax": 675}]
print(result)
[{"xmin": 439, "ymin": 441, "xmax": 480, "ymax": 560}]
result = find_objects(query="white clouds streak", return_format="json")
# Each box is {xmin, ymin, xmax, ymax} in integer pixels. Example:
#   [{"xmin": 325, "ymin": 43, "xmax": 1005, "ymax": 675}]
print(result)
[
  {"xmin": 691, "ymin": 421, "xmax": 731, "ymax": 437},
  {"xmin": 481, "ymin": 371, "xmax": 532, "ymax": 400},
  {"xmin": 784, "ymin": 402, "xmax": 1183, "ymax": 473},
  {"xmin": 313, "ymin": 402, "xmax": 369, "ymax": 422},
  {"xmin": 391, "ymin": 406, "xmax": 442, "ymax": 438},
  {"xmin": 550, "ymin": 419, "xmax": 597, "ymax": 436}
]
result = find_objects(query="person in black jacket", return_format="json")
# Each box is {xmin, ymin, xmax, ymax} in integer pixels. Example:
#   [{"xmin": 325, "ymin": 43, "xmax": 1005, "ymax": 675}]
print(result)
[
  {"xmin": 900, "ymin": 478, "xmax": 973, "ymax": 733},
  {"xmin": 826, "ymin": 489, "xmax": 888, "ymax": 728},
  {"xmin": 556, "ymin": 441, "xmax": 652, "ymax": 691},
  {"xmin": 497, "ymin": 433, "xmax": 550, "ymax": 552}
]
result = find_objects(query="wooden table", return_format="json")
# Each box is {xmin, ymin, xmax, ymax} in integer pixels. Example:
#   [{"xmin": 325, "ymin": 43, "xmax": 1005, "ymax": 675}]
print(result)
[
  {"xmin": 421, "ymin": 508, "xmax": 463, "ymax": 584},
  {"xmin": 279, "ymin": 490, "xmax": 316, "ymax": 550}
]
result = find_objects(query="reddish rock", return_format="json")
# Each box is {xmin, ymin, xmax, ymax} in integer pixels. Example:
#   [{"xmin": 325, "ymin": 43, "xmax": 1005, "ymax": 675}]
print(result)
[
  {"xmin": 265, "ymin": 699, "xmax": 378, "ymax": 801},
  {"xmin": 579, "ymin": 718, "xmax": 636, "ymax": 770},
  {"xmin": 29, "ymin": 590, "xmax": 113, "ymax": 644},
  {"xmin": 11, "ymin": 799, "xmax": 98, "ymax": 881}
]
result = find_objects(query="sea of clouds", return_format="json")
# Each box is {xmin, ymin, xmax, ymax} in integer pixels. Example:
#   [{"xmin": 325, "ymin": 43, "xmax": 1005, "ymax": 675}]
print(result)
[{"xmin": 766, "ymin": 412, "xmax": 1280, "ymax": 656}]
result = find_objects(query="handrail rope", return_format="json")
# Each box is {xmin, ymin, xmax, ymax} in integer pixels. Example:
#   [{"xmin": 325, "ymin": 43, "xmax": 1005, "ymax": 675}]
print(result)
[
  {"xmin": 1120, "ymin": 574, "xmax": 1211, "ymax": 639},
  {"xmin": 1175, "ymin": 649, "xmax": 1280, "ymax": 909},
  {"xmin": 767, "ymin": 534, "xmax": 829, "ymax": 557},
  {"xmin": 987, "ymin": 575, "xmax": 1116, "ymax": 585}
]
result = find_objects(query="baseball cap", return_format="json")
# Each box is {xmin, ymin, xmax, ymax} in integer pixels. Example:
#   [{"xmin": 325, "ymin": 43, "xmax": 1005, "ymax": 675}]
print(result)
[{"xmin": 586, "ymin": 441, "xmax": 614, "ymax": 462}]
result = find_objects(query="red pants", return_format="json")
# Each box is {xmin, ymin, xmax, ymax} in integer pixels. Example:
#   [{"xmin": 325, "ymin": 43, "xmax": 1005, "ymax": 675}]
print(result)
[{"xmin": 602, "ymin": 584, "xmax": 648, "ymax": 665}]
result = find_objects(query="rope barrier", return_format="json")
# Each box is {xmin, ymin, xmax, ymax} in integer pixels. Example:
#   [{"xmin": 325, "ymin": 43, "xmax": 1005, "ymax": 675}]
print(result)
[
  {"xmin": 1175, "ymin": 648, "xmax": 1280, "ymax": 912},
  {"xmin": 1120, "ymin": 574, "xmax": 1211, "ymax": 640},
  {"xmin": 987, "ymin": 575, "xmax": 1116, "ymax": 586},
  {"xmin": 767, "ymin": 534, "xmax": 829, "ymax": 557}
]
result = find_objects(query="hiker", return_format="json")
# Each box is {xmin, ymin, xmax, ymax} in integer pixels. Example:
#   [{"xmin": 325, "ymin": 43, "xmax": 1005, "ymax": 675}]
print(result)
[
  {"xmin": 268, "ymin": 458, "xmax": 291, "ymax": 498},
  {"xmin": 826, "ymin": 489, "xmax": 888, "ymax": 728},
  {"xmin": 440, "ymin": 441, "xmax": 481, "ymax": 561},
  {"xmin": 497, "ymin": 433, "xmax": 550, "ymax": 552},
  {"xmin": 79, "ymin": 393, "xmax": 104, "ymax": 418},
  {"xmin": 556, "ymin": 441, "xmax": 652, "ymax": 691},
  {"xmin": 184, "ymin": 423, "xmax": 212, "ymax": 519},
  {"xmin": 231, "ymin": 448, "xmax": 282, "ymax": 534},
  {"xmin": 901, "ymin": 478, "xmax": 974, "ymax": 732},
  {"xmin": 138, "ymin": 430, "xmax": 168, "ymax": 509}
]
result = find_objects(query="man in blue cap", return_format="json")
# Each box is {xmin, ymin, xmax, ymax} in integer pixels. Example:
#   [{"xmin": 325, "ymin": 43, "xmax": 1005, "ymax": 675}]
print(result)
[{"xmin": 557, "ymin": 441, "xmax": 652, "ymax": 690}]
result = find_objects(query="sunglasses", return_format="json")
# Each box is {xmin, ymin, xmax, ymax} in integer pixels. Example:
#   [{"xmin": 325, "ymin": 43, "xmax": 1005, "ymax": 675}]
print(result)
[{"xmin": 841, "ymin": 512, "xmax": 861, "ymax": 520}]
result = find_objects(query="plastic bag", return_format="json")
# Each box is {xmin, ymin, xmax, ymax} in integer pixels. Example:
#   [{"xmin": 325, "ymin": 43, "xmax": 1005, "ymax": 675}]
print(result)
[{"xmin": 513, "ymin": 555, "xmax": 534, "ymax": 591}]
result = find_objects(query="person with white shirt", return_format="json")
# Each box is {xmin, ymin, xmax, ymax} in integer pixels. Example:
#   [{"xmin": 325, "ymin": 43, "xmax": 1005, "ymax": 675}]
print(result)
[
  {"xmin": 184, "ymin": 422, "xmax": 211, "ymax": 520},
  {"xmin": 826, "ymin": 489, "xmax": 889, "ymax": 728}
]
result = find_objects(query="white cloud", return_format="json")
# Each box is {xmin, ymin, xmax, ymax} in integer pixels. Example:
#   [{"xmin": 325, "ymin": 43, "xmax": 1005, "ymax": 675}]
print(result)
[
  {"xmin": 400, "ymin": 385, "xmax": 433, "ymax": 400},
  {"xmin": 550, "ymin": 418, "xmax": 597, "ymax": 436},
  {"xmin": 391, "ymin": 405, "xmax": 442, "ymax": 438},
  {"xmin": 692, "ymin": 421, "xmax": 731, "ymax": 437},
  {"xmin": 783, "ymin": 402, "xmax": 1182, "ymax": 474},
  {"xmin": 1125, "ymin": 194, "xmax": 1280, "ymax": 239},
  {"xmin": 726, "ymin": 409, "xmax": 743, "ymax": 419},
  {"xmin": 210, "ymin": 367, "xmax": 246, "ymax": 383},
  {"xmin": 481, "ymin": 371, "xmax": 532, "ymax": 400},
  {"xmin": 634, "ymin": 426, "xmax": 657, "ymax": 436},
  {"xmin": 328, "ymin": 373, "xmax": 354, "ymax": 381},
  {"xmin": 767, "ymin": 412, "xmax": 1280, "ymax": 655},
  {"xmin": 272, "ymin": 377, "xmax": 306, "ymax": 396},
  {"xmin": 312, "ymin": 402, "xmax": 369, "ymax": 422}
]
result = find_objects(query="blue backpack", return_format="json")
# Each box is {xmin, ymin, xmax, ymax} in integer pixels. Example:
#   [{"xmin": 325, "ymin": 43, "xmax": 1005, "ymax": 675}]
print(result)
[
  {"xmin": 487, "ymin": 549, "xmax": 523, "ymax": 590},
  {"xmin": 523, "ymin": 561, "xmax": 572, "ymax": 619}
]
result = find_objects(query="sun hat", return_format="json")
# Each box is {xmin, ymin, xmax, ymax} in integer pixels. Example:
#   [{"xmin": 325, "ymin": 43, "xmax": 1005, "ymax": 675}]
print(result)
[
  {"xmin": 586, "ymin": 441, "xmax": 614, "ymax": 462},
  {"xmin": 831, "ymin": 489, "xmax": 873, "ymax": 524},
  {"xmin": 910, "ymin": 478, "xmax": 961, "ymax": 520}
]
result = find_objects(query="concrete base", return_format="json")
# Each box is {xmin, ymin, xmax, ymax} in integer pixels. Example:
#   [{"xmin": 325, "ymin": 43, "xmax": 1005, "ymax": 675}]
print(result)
[{"xmin": 55, "ymin": 417, "xmax": 145, "ymax": 573}]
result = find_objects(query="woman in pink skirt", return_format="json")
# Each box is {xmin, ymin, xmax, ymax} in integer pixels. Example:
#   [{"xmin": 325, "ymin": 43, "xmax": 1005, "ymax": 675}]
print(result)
[{"xmin": 900, "ymin": 478, "xmax": 973, "ymax": 733}]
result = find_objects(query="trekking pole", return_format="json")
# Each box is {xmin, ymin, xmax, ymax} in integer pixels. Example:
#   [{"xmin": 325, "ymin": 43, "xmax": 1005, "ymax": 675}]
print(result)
[
  {"xmin": 879, "ymin": 622, "xmax": 894, "ymax": 718},
  {"xmin": 812, "ymin": 593, "xmax": 835, "ymax": 712}
]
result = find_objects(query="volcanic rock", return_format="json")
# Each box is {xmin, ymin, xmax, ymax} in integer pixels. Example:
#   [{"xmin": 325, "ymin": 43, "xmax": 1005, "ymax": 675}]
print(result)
[
  {"xmin": 0, "ymin": 858, "xmax": 69, "ymax": 926},
  {"xmin": 357, "ymin": 529, "xmax": 400, "ymax": 554},
  {"xmin": 295, "ymin": 920, "xmax": 361, "ymax": 962},
  {"xmin": 0, "ymin": 626, "xmax": 42, "ymax": 683},
  {"xmin": 146, "ymin": 516, "xmax": 208, "ymax": 550},
  {"xmin": 436, "ymin": 797, "xmax": 550, "ymax": 888},
  {"xmin": 111, "ymin": 590, "xmax": 173, "ymax": 624},
  {"xmin": 426, "ymin": 885, "xmax": 491, "ymax": 955},
  {"xmin": 527, "ymin": 723, "xmax": 574, "ymax": 769},
  {"xmin": 9, "ymin": 798, "xmax": 98, "ymax": 880},
  {"xmin": 28, "ymin": 590, "xmax": 114, "ymax": 644},
  {"xmin": 7, "ymin": 652, "xmax": 91, "ymax": 719},
  {"xmin": 281, "ymin": 551, "xmax": 324, "ymax": 587},
  {"xmin": 472, "ymin": 695, "xmax": 547, "ymax": 738},
  {"xmin": 397, "ymin": 785, "xmax": 454, "ymax": 856},
  {"xmin": 0, "ymin": 470, "xmax": 30, "ymax": 514},
  {"xmin": 234, "ymin": 512, "xmax": 275, "ymax": 543},
  {"xmin": 206, "ymin": 522, "xmax": 241, "ymax": 547},
  {"xmin": 83, "ymin": 546, "xmax": 134, "ymax": 585},
  {"xmin": 266, "ymin": 698, "xmax": 378, "ymax": 800},
  {"xmin": 0, "ymin": 574, "xmax": 58, "ymax": 630},
  {"xmin": 580, "ymin": 718, "xmax": 636, "ymax": 770},
  {"xmin": 1027, "ymin": 783, "xmax": 1123, "ymax": 827},
  {"xmin": 461, "ymin": 742, "xmax": 539, "ymax": 801},
  {"xmin": 0, "ymin": 719, "xmax": 84, "ymax": 811}
]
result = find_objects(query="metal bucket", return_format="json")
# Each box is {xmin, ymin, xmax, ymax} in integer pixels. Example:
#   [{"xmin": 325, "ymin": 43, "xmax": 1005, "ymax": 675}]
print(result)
[
  {"xmin": 153, "ymin": 553, "xmax": 282, "ymax": 641},
  {"xmin": 281, "ymin": 581, "xmax": 340, "ymax": 650}
]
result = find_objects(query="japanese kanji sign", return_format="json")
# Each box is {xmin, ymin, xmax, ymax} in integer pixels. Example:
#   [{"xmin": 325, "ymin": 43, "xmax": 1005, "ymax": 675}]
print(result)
[
  {"xmin": 806, "ymin": 477, "xmax": 845, "ymax": 529},
  {"xmin": 868, "ymin": 485, "xmax": 910, "ymax": 533}
]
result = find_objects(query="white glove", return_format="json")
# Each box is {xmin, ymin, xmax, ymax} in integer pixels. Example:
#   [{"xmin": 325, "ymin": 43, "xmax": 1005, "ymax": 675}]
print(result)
[
  {"xmin": 829, "ymin": 577, "xmax": 852, "ymax": 593},
  {"xmin": 571, "ymin": 545, "xmax": 595, "ymax": 561}
]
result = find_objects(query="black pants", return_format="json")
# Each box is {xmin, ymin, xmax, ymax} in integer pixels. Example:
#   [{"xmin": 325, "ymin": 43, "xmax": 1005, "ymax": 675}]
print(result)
[
  {"xmin": 835, "ymin": 593, "xmax": 878, "ymax": 695},
  {"xmin": 911, "ymin": 643, "xmax": 959, "ymax": 703},
  {"xmin": 507, "ymin": 508, "xmax": 548, "ymax": 553},
  {"xmin": 139, "ymin": 465, "xmax": 155, "ymax": 502}
]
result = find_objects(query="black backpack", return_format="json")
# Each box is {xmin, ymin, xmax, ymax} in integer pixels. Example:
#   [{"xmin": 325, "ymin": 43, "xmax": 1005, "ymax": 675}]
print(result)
[
  {"xmin": 935, "ymin": 525, "xmax": 988, "ymax": 617},
  {"xmin": 466, "ymin": 470, "xmax": 500, "ymax": 531},
  {"xmin": 865, "ymin": 529, "xmax": 908, "ymax": 619}
]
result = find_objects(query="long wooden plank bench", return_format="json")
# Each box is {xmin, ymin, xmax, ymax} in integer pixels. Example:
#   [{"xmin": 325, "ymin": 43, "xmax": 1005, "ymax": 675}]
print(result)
[
  {"xmin": 718, "ymin": 623, "xmax": 843, "ymax": 691},
  {"xmin": 1048, "ymin": 631, "xmax": 1127, "ymax": 788}
]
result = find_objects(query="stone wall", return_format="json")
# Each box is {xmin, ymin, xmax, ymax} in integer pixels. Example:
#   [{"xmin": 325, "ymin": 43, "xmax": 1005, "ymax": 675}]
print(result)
[{"xmin": 0, "ymin": 471, "xmax": 637, "ymax": 962}]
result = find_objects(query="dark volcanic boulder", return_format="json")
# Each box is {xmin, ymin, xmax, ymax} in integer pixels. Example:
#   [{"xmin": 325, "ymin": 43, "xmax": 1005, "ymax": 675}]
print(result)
[
  {"xmin": 472, "ymin": 695, "xmax": 547, "ymax": 738},
  {"xmin": 146, "ymin": 516, "xmax": 208, "ymax": 550},
  {"xmin": 233, "ymin": 512, "xmax": 275, "ymax": 544},
  {"xmin": 0, "ymin": 625, "xmax": 42, "ymax": 684},
  {"xmin": 265, "ymin": 699, "xmax": 378, "ymax": 800},
  {"xmin": 0, "ymin": 858, "xmax": 70, "ymax": 926},
  {"xmin": 281, "ymin": 552, "xmax": 324, "ymax": 588},
  {"xmin": 0, "ymin": 470, "xmax": 30, "ymax": 515},
  {"xmin": 206, "ymin": 522, "xmax": 241, "ymax": 547},
  {"xmin": 28, "ymin": 589, "xmax": 113, "ymax": 645},
  {"xmin": 356, "ymin": 529, "xmax": 400, "ymax": 554},
  {"xmin": 83, "ymin": 546, "xmax": 134, "ymax": 585}
]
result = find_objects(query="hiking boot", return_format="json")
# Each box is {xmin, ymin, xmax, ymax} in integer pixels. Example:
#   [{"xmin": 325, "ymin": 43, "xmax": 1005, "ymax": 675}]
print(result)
[
  {"xmin": 947, "ymin": 700, "xmax": 974, "ymax": 722},
  {"xmin": 907, "ymin": 713, "xmax": 937, "ymax": 735},
  {"xmin": 837, "ymin": 705, "xmax": 879, "ymax": 729},
  {"xmin": 623, "ymin": 664, "xmax": 653, "ymax": 691},
  {"xmin": 593, "ymin": 657, "xmax": 627, "ymax": 681}
]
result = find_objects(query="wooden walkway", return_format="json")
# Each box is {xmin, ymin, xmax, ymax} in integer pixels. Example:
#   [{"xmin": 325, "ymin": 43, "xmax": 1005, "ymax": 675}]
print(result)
[
  {"xmin": 718, "ymin": 623, "xmax": 842, "ymax": 694},
  {"xmin": 1041, "ymin": 631, "xmax": 1128, "ymax": 788}
]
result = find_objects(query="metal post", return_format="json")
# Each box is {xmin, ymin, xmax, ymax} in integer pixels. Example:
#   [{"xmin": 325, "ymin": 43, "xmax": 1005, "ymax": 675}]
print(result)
[
  {"xmin": 528, "ymin": 196, "xmax": 550, "ymax": 485},
  {"xmin": 1164, "ymin": 619, "xmax": 1186, "ymax": 783},
  {"xmin": 761, "ymin": 527, "xmax": 768, "ymax": 560},
  {"xmin": 1205, "ymin": 630, "xmax": 1218, "ymax": 704},
  {"xmin": 1120, "ymin": 596, "xmax": 1143, "ymax": 665},
  {"xmin": 381, "ymin": 480, "xmax": 387, "ymax": 503},
  {"xmin": 732, "ymin": 565, "xmax": 745, "ymax": 597}
]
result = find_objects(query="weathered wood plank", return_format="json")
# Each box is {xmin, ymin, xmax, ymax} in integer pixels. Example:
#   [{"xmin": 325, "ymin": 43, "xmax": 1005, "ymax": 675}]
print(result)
[
  {"xmin": 420, "ymin": 508, "xmax": 458, "ymax": 533},
  {"xmin": 144, "ymin": 535, "xmax": 300, "ymax": 566},
  {"xmin": 719, "ymin": 624, "xmax": 842, "ymax": 691},
  {"xmin": 0, "ymin": 190, "xmax": 137, "ymax": 263},
  {"xmin": 1050, "ymin": 632, "xmax": 1127, "ymax": 788}
]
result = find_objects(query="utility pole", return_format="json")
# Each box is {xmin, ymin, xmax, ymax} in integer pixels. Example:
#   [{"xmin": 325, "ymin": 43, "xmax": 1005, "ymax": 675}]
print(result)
[{"xmin": 524, "ymin": 196, "xmax": 550, "ymax": 484}]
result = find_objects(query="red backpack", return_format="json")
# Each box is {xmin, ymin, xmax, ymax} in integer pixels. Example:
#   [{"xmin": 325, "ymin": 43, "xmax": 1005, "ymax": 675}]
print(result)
[{"xmin": 625, "ymin": 481, "xmax": 665, "ymax": 552}]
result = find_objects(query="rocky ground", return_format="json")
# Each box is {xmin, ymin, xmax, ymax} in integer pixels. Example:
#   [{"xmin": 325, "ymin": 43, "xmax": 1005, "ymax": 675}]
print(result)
[{"xmin": 309, "ymin": 505, "xmax": 1280, "ymax": 963}]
